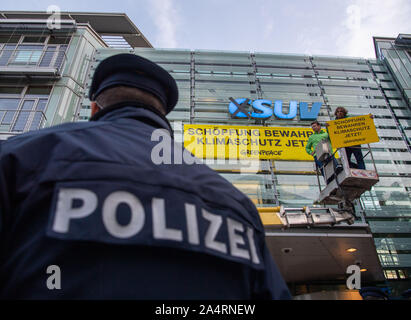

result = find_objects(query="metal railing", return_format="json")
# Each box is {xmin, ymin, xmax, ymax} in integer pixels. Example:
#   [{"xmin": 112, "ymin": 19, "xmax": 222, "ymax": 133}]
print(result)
[
  {"xmin": 0, "ymin": 45, "xmax": 68, "ymax": 75},
  {"xmin": 0, "ymin": 109, "xmax": 47, "ymax": 133},
  {"xmin": 315, "ymin": 144, "xmax": 378, "ymax": 181}
]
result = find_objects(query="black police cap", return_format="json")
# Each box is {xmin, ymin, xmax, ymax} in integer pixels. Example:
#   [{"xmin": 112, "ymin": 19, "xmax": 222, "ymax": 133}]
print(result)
[{"xmin": 89, "ymin": 53, "xmax": 178, "ymax": 114}]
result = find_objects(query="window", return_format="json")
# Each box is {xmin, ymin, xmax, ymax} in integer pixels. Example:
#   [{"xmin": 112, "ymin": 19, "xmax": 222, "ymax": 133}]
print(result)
[
  {"xmin": 384, "ymin": 269, "xmax": 409, "ymax": 280},
  {"xmin": 12, "ymin": 100, "xmax": 35, "ymax": 131},
  {"xmin": 398, "ymin": 269, "xmax": 407, "ymax": 279},
  {"xmin": 0, "ymin": 44, "xmax": 17, "ymax": 66},
  {"xmin": 0, "ymin": 35, "xmax": 69, "ymax": 69},
  {"xmin": 384, "ymin": 270, "xmax": 398, "ymax": 279},
  {"xmin": 0, "ymin": 98, "xmax": 20, "ymax": 126},
  {"xmin": 30, "ymin": 99, "xmax": 48, "ymax": 131},
  {"xmin": 12, "ymin": 99, "xmax": 48, "ymax": 132},
  {"xmin": 11, "ymin": 45, "xmax": 43, "ymax": 65},
  {"xmin": 0, "ymin": 86, "xmax": 50, "ymax": 133}
]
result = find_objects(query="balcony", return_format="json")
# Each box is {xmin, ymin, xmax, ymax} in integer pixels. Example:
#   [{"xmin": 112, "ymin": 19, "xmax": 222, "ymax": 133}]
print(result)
[
  {"xmin": 395, "ymin": 34, "xmax": 411, "ymax": 47},
  {"xmin": 0, "ymin": 44, "xmax": 67, "ymax": 79},
  {"xmin": 0, "ymin": 108, "xmax": 47, "ymax": 135}
]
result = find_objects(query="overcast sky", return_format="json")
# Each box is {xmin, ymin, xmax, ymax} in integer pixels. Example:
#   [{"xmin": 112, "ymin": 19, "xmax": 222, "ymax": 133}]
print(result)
[{"xmin": 2, "ymin": 0, "xmax": 410, "ymax": 58}]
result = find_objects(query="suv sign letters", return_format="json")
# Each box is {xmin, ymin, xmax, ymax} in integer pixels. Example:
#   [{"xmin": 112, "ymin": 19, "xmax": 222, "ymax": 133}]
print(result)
[{"xmin": 229, "ymin": 98, "xmax": 322, "ymax": 120}]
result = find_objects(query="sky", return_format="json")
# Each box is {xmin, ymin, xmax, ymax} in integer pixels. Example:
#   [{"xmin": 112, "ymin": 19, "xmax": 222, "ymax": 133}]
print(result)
[{"xmin": 2, "ymin": 0, "xmax": 410, "ymax": 58}]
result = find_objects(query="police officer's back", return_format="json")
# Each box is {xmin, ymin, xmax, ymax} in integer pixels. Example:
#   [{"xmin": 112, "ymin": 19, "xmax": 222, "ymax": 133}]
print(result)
[{"xmin": 0, "ymin": 54, "xmax": 290, "ymax": 299}]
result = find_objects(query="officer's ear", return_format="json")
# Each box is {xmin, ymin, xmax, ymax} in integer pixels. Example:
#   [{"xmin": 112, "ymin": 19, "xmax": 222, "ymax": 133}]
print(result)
[{"xmin": 90, "ymin": 102, "xmax": 100, "ymax": 117}]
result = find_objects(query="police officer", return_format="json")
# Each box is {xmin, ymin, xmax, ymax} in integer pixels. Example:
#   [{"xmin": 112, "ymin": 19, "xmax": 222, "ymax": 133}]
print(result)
[{"xmin": 0, "ymin": 53, "xmax": 291, "ymax": 299}]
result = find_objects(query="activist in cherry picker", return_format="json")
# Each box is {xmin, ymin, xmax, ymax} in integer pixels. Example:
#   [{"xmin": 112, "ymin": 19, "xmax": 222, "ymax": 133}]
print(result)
[{"xmin": 327, "ymin": 107, "xmax": 374, "ymax": 170}]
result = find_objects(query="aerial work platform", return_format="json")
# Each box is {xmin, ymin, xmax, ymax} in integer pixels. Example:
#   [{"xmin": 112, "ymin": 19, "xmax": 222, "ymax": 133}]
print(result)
[
  {"xmin": 257, "ymin": 125, "xmax": 384, "ymax": 287},
  {"xmin": 317, "ymin": 167, "xmax": 379, "ymax": 204},
  {"xmin": 258, "ymin": 138, "xmax": 379, "ymax": 229},
  {"xmin": 315, "ymin": 140, "xmax": 379, "ymax": 208}
]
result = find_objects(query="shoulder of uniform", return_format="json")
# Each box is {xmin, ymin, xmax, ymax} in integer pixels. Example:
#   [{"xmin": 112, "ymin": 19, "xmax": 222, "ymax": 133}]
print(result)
[{"xmin": 191, "ymin": 163, "xmax": 259, "ymax": 216}]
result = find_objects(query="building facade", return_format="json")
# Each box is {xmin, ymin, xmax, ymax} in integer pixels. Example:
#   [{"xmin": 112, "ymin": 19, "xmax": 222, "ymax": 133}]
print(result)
[
  {"xmin": 0, "ymin": 11, "xmax": 151, "ymax": 141},
  {"xmin": 1, "ymin": 11, "xmax": 410, "ymax": 299},
  {"xmin": 370, "ymin": 34, "xmax": 411, "ymax": 296},
  {"xmin": 83, "ymin": 44, "xmax": 411, "ymax": 298}
]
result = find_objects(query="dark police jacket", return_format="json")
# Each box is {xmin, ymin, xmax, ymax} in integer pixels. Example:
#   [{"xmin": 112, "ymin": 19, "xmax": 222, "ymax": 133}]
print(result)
[{"xmin": 0, "ymin": 103, "xmax": 291, "ymax": 299}]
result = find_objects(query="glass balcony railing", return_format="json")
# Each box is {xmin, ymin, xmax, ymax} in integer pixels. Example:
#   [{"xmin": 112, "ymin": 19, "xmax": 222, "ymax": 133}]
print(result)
[
  {"xmin": 0, "ymin": 44, "xmax": 67, "ymax": 76},
  {"xmin": 0, "ymin": 109, "xmax": 47, "ymax": 133}
]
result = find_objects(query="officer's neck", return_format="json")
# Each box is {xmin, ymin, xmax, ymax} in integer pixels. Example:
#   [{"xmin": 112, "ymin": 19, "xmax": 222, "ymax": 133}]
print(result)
[{"xmin": 89, "ymin": 100, "xmax": 174, "ymax": 136}]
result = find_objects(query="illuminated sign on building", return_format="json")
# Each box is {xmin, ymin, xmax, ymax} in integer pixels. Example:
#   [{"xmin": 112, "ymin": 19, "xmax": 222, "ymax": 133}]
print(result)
[{"xmin": 228, "ymin": 98, "xmax": 322, "ymax": 120}]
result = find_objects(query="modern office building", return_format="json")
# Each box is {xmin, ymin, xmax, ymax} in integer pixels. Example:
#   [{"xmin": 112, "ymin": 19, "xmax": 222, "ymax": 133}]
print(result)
[
  {"xmin": 0, "ymin": 11, "xmax": 151, "ymax": 140},
  {"xmin": 1, "ymin": 11, "xmax": 410, "ymax": 299}
]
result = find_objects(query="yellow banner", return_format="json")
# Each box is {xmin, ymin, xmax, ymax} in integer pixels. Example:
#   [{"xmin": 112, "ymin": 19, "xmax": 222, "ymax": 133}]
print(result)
[
  {"xmin": 183, "ymin": 124, "xmax": 315, "ymax": 160},
  {"xmin": 327, "ymin": 115, "xmax": 379, "ymax": 148}
]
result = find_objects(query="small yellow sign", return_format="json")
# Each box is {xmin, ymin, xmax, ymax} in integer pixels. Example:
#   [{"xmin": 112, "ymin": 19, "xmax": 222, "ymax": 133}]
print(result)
[
  {"xmin": 183, "ymin": 124, "xmax": 315, "ymax": 161},
  {"xmin": 327, "ymin": 115, "xmax": 379, "ymax": 148}
]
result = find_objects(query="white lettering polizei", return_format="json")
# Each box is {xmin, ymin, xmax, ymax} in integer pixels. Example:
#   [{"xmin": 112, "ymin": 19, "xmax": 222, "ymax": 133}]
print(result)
[
  {"xmin": 185, "ymin": 203, "xmax": 200, "ymax": 245},
  {"xmin": 246, "ymin": 227, "xmax": 260, "ymax": 265},
  {"xmin": 51, "ymin": 188, "xmax": 260, "ymax": 265},
  {"xmin": 152, "ymin": 198, "xmax": 183, "ymax": 242},
  {"xmin": 102, "ymin": 191, "xmax": 145, "ymax": 239},
  {"xmin": 52, "ymin": 188, "xmax": 98, "ymax": 233},
  {"xmin": 202, "ymin": 209, "xmax": 227, "ymax": 254},
  {"xmin": 227, "ymin": 217, "xmax": 250, "ymax": 260}
]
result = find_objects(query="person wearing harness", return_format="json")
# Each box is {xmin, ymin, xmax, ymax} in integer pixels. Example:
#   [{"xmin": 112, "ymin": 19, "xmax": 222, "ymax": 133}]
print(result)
[{"xmin": 0, "ymin": 53, "xmax": 291, "ymax": 300}]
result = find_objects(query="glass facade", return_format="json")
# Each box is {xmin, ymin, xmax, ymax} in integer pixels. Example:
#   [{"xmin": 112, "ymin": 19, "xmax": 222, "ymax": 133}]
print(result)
[
  {"xmin": 374, "ymin": 35, "xmax": 411, "ymax": 108},
  {"xmin": 0, "ymin": 11, "xmax": 409, "ymax": 297},
  {"xmin": 83, "ymin": 47, "xmax": 411, "ymax": 290},
  {"xmin": 0, "ymin": 35, "xmax": 69, "ymax": 70},
  {"xmin": 0, "ymin": 86, "xmax": 50, "ymax": 132},
  {"xmin": 372, "ymin": 36, "xmax": 411, "ymax": 291},
  {"xmin": 0, "ymin": 19, "xmax": 111, "ymax": 137}
]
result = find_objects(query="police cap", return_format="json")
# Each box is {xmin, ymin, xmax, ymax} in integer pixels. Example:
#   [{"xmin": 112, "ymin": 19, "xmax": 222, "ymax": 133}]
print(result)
[{"xmin": 89, "ymin": 53, "xmax": 178, "ymax": 114}]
